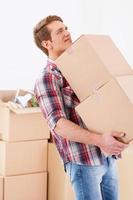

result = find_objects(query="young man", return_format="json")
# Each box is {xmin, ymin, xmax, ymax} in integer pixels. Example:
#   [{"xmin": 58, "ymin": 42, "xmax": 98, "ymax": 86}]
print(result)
[{"xmin": 33, "ymin": 15, "xmax": 129, "ymax": 200}]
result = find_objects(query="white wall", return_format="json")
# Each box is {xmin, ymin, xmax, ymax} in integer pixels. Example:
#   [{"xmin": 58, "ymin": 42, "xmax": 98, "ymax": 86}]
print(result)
[
  {"xmin": 0, "ymin": 0, "xmax": 133, "ymax": 90},
  {"xmin": 101, "ymin": 0, "xmax": 133, "ymax": 67}
]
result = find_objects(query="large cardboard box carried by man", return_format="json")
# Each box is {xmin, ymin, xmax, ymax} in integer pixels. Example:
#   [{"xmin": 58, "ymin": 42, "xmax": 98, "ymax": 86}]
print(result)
[
  {"xmin": 76, "ymin": 76, "xmax": 133, "ymax": 143},
  {"xmin": 55, "ymin": 35, "xmax": 133, "ymax": 143},
  {"xmin": 55, "ymin": 35, "xmax": 133, "ymax": 102}
]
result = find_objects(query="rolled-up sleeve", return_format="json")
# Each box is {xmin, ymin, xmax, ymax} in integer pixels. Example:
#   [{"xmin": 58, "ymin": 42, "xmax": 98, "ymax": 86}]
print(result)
[{"xmin": 34, "ymin": 71, "xmax": 66, "ymax": 130}]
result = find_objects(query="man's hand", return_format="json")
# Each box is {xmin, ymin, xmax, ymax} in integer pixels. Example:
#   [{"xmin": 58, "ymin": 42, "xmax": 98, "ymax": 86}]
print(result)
[{"xmin": 97, "ymin": 131, "xmax": 129, "ymax": 155}]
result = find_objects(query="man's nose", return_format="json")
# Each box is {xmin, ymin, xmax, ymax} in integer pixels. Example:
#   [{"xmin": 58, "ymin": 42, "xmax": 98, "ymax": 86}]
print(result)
[{"xmin": 64, "ymin": 29, "xmax": 70, "ymax": 37}]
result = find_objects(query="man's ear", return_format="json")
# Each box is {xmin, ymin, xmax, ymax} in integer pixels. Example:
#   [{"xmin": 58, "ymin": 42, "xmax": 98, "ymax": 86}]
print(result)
[{"xmin": 41, "ymin": 40, "xmax": 52, "ymax": 50}]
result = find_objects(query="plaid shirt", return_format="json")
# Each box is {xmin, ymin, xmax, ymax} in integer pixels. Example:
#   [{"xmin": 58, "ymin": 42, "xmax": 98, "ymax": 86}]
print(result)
[{"xmin": 34, "ymin": 59, "xmax": 105, "ymax": 165}]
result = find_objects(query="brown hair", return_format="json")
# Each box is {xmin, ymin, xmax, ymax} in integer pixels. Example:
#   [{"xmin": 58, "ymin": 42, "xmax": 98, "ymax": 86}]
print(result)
[{"xmin": 33, "ymin": 15, "xmax": 63, "ymax": 55}]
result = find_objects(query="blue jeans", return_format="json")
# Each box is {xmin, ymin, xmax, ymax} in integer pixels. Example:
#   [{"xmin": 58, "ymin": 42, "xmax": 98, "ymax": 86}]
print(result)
[{"xmin": 65, "ymin": 157, "xmax": 119, "ymax": 200}]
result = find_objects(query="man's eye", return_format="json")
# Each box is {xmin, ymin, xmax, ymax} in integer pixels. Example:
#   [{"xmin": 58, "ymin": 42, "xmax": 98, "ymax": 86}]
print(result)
[{"xmin": 57, "ymin": 29, "xmax": 63, "ymax": 34}]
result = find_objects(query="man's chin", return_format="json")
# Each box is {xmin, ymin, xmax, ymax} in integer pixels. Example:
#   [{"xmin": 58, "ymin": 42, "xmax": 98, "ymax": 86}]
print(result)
[
  {"xmin": 65, "ymin": 41, "xmax": 72, "ymax": 49},
  {"xmin": 59, "ymin": 43, "xmax": 72, "ymax": 55}
]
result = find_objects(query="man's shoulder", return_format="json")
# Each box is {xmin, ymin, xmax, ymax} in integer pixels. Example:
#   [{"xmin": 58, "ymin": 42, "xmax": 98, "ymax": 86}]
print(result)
[
  {"xmin": 44, "ymin": 64, "xmax": 63, "ymax": 81},
  {"xmin": 35, "ymin": 65, "xmax": 62, "ymax": 90},
  {"xmin": 34, "ymin": 69, "xmax": 51, "ymax": 97},
  {"xmin": 36, "ymin": 65, "xmax": 56, "ymax": 81}
]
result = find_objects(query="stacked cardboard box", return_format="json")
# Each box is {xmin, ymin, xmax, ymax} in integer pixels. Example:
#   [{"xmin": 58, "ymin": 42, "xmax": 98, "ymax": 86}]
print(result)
[
  {"xmin": 117, "ymin": 143, "xmax": 133, "ymax": 200},
  {"xmin": 0, "ymin": 90, "xmax": 50, "ymax": 200},
  {"xmin": 55, "ymin": 34, "xmax": 133, "ymax": 143},
  {"xmin": 47, "ymin": 143, "xmax": 74, "ymax": 200},
  {"xmin": 0, "ymin": 176, "xmax": 3, "ymax": 200}
]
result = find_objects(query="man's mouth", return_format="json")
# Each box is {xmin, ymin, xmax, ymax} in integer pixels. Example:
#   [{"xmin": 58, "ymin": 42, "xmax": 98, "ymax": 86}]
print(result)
[{"xmin": 64, "ymin": 38, "xmax": 72, "ymax": 43}]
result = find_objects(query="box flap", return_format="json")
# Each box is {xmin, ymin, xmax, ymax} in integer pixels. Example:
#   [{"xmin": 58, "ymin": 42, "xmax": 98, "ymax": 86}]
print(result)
[
  {"xmin": 6, "ymin": 103, "xmax": 41, "ymax": 114},
  {"xmin": 0, "ymin": 90, "xmax": 40, "ymax": 114},
  {"xmin": 0, "ymin": 90, "xmax": 29, "ymax": 102}
]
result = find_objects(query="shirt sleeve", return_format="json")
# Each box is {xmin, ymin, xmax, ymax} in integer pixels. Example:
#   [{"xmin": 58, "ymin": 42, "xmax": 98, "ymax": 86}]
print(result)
[{"xmin": 34, "ymin": 71, "xmax": 67, "ymax": 131}]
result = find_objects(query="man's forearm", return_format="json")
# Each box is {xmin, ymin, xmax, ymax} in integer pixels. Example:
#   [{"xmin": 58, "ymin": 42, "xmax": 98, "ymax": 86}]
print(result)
[
  {"xmin": 54, "ymin": 117, "xmax": 101, "ymax": 146},
  {"xmin": 54, "ymin": 117, "xmax": 129, "ymax": 155}
]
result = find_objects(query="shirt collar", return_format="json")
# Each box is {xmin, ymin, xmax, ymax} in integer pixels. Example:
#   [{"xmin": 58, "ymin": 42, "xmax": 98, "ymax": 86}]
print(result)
[
  {"xmin": 47, "ymin": 58, "xmax": 61, "ymax": 73},
  {"xmin": 47, "ymin": 57, "xmax": 55, "ymax": 63}
]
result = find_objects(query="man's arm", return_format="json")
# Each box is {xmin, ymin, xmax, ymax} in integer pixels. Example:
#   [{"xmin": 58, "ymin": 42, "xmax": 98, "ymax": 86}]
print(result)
[
  {"xmin": 35, "ymin": 72, "xmax": 129, "ymax": 156},
  {"xmin": 55, "ymin": 117, "xmax": 129, "ymax": 155}
]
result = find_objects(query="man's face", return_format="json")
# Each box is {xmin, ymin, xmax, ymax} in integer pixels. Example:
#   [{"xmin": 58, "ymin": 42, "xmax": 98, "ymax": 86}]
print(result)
[{"xmin": 47, "ymin": 20, "xmax": 72, "ymax": 56}]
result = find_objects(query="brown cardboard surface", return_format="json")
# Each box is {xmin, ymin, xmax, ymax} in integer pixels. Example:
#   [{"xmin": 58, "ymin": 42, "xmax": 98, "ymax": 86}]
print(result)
[
  {"xmin": 0, "ymin": 176, "xmax": 3, "ymax": 200},
  {"xmin": 85, "ymin": 35, "xmax": 133, "ymax": 76},
  {"xmin": 64, "ymin": 175, "xmax": 75, "ymax": 200},
  {"xmin": 55, "ymin": 35, "xmax": 111, "ymax": 101},
  {"xmin": 0, "ymin": 90, "xmax": 27, "ymax": 102},
  {"xmin": 48, "ymin": 143, "xmax": 74, "ymax": 200},
  {"xmin": 0, "ymin": 140, "xmax": 48, "ymax": 176},
  {"xmin": 117, "ymin": 144, "xmax": 133, "ymax": 200},
  {"xmin": 4, "ymin": 172, "xmax": 47, "ymax": 200},
  {"xmin": 0, "ymin": 90, "xmax": 50, "ymax": 141},
  {"xmin": 116, "ymin": 75, "xmax": 133, "ymax": 102},
  {"xmin": 55, "ymin": 35, "xmax": 133, "ymax": 102},
  {"xmin": 76, "ymin": 76, "xmax": 133, "ymax": 143}
]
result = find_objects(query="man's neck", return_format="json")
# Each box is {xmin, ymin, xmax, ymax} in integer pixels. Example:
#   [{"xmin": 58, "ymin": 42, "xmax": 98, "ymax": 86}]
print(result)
[
  {"xmin": 48, "ymin": 55, "xmax": 57, "ymax": 61},
  {"xmin": 48, "ymin": 51, "xmax": 64, "ymax": 60}
]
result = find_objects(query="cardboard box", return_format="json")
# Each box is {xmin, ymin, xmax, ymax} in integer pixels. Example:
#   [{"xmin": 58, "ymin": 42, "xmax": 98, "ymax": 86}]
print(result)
[
  {"xmin": 0, "ymin": 176, "xmax": 3, "ymax": 200},
  {"xmin": 76, "ymin": 76, "xmax": 133, "ymax": 143},
  {"xmin": 48, "ymin": 143, "xmax": 74, "ymax": 200},
  {"xmin": 55, "ymin": 35, "xmax": 133, "ymax": 101},
  {"xmin": 0, "ymin": 140, "xmax": 48, "ymax": 176},
  {"xmin": 0, "ymin": 90, "xmax": 50, "ymax": 141},
  {"xmin": 64, "ymin": 175, "xmax": 75, "ymax": 200},
  {"xmin": 117, "ymin": 144, "xmax": 133, "ymax": 200},
  {"xmin": 4, "ymin": 172, "xmax": 47, "ymax": 200}
]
